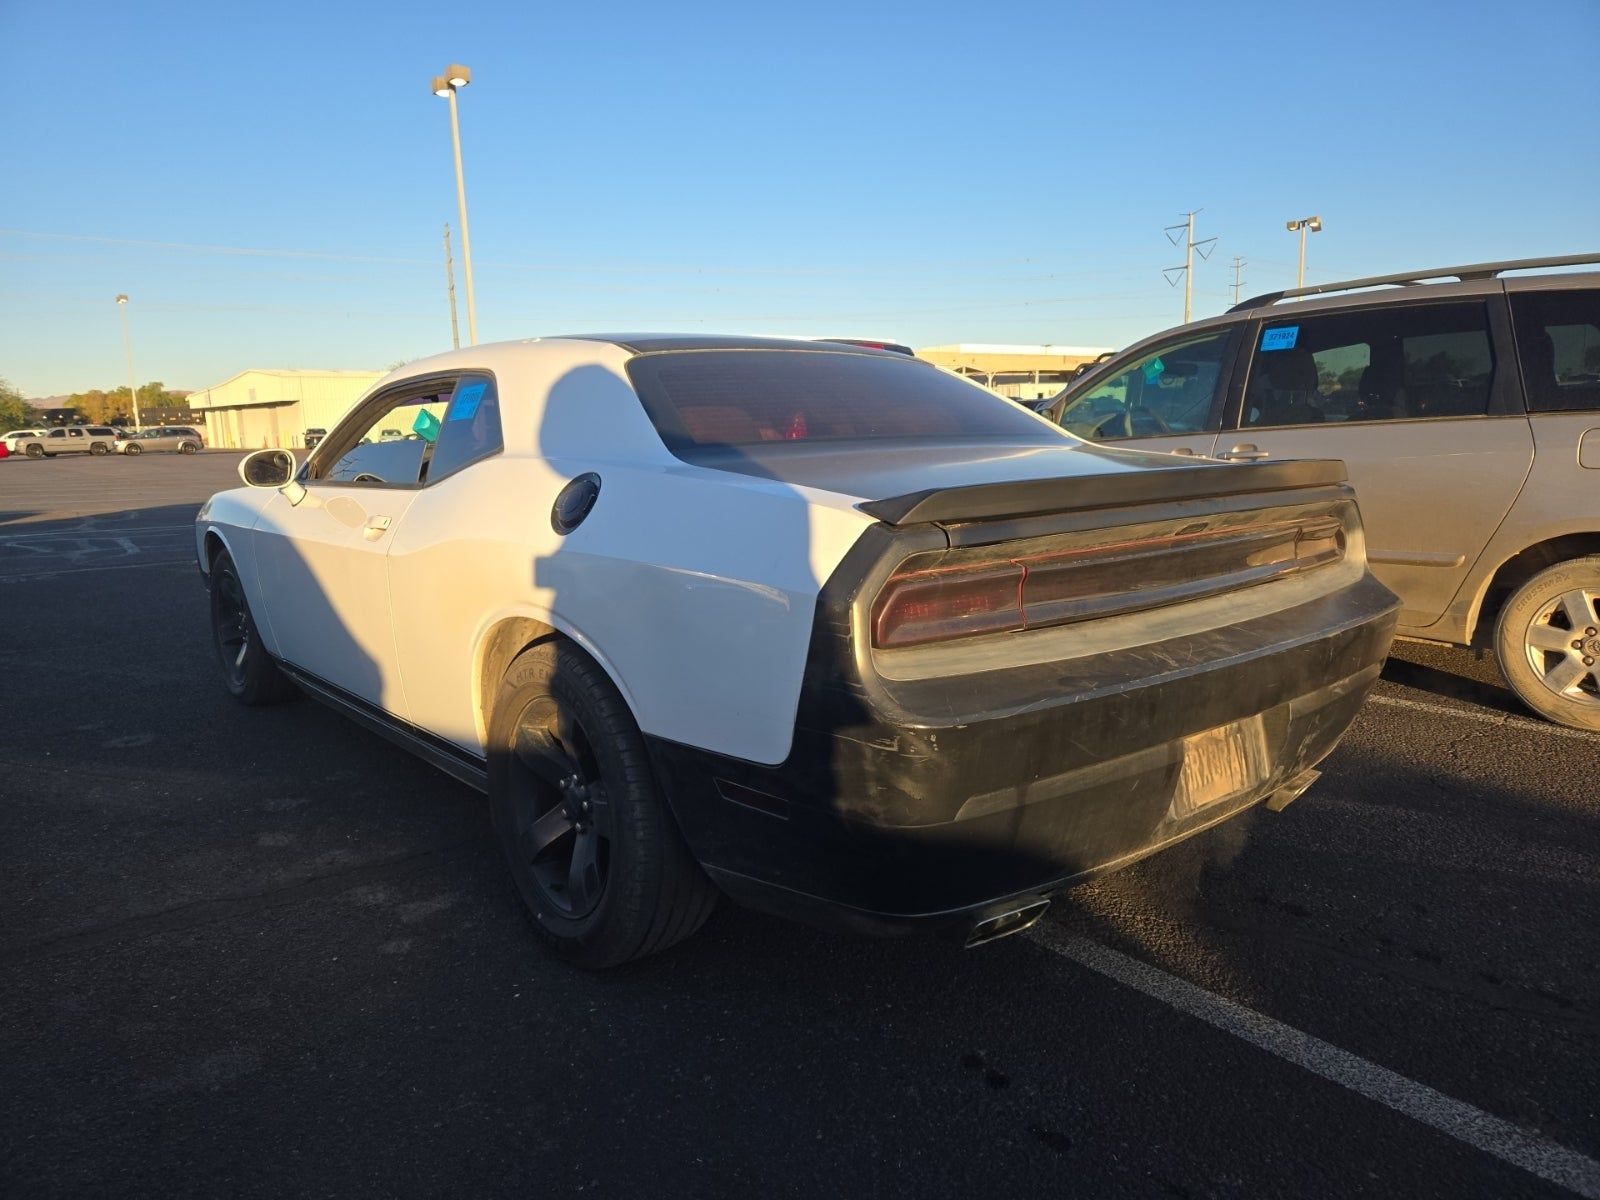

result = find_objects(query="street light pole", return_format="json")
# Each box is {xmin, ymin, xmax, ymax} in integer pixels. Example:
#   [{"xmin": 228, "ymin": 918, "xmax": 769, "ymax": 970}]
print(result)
[
  {"xmin": 442, "ymin": 222, "xmax": 461, "ymax": 350},
  {"xmin": 432, "ymin": 65, "xmax": 477, "ymax": 345},
  {"xmin": 115, "ymin": 294, "xmax": 143, "ymax": 428},
  {"xmin": 1285, "ymin": 216, "xmax": 1323, "ymax": 290}
]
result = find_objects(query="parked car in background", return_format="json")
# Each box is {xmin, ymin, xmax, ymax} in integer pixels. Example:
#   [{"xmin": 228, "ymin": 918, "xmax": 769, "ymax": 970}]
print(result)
[
  {"xmin": 27, "ymin": 426, "xmax": 120, "ymax": 456},
  {"xmin": 116, "ymin": 427, "xmax": 204, "ymax": 455},
  {"xmin": 2, "ymin": 429, "xmax": 48, "ymax": 456},
  {"xmin": 1039, "ymin": 253, "xmax": 1600, "ymax": 729},
  {"xmin": 197, "ymin": 335, "xmax": 1398, "ymax": 966}
]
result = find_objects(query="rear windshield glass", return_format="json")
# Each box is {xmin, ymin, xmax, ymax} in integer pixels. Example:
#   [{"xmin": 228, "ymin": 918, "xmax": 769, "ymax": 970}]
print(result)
[{"xmin": 625, "ymin": 350, "xmax": 1063, "ymax": 450}]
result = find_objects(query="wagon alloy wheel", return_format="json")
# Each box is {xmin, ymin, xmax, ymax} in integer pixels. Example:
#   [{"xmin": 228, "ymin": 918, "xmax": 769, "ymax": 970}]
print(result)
[
  {"xmin": 1495, "ymin": 557, "xmax": 1600, "ymax": 731},
  {"xmin": 508, "ymin": 696, "xmax": 613, "ymax": 918},
  {"xmin": 25, "ymin": 442, "xmax": 43, "ymax": 458},
  {"xmin": 124, "ymin": 443, "xmax": 142, "ymax": 455},
  {"xmin": 1522, "ymin": 588, "xmax": 1600, "ymax": 708}
]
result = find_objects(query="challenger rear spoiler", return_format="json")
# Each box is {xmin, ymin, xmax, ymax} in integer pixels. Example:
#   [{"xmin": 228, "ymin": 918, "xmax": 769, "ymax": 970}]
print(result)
[{"xmin": 858, "ymin": 458, "xmax": 1349, "ymax": 526}]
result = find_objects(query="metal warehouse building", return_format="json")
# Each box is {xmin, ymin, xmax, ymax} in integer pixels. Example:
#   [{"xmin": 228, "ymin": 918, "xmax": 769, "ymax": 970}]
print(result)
[
  {"xmin": 185, "ymin": 368, "xmax": 384, "ymax": 450},
  {"xmin": 917, "ymin": 343, "xmax": 1113, "ymax": 401}
]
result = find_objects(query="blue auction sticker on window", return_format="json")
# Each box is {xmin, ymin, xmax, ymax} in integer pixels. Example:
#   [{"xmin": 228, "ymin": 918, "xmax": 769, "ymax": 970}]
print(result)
[
  {"xmin": 1141, "ymin": 356, "xmax": 1166, "ymax": 383},
  {"xmin": 449, "ymin": 381, "xmax": 487, "ymax": 421},
  {"xmin": 1261, "ymin": 326, "xmax": 1299, "ymax": 351}
]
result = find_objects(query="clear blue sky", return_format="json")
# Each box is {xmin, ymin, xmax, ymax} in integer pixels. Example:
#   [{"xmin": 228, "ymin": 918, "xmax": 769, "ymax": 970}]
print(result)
[{"xmin": 3, "ymin": 0, "xmax": 1597, "ymax": 397}]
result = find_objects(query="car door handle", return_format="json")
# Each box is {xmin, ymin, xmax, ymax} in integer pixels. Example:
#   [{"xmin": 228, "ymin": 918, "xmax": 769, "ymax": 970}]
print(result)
[
  {"xmin": 1217, "ymin": 444, "xmax": 1271, "ymax": 461},
  {"xmin": 363, "ymin": 515, "xmax": 393, "ymax": 541}
]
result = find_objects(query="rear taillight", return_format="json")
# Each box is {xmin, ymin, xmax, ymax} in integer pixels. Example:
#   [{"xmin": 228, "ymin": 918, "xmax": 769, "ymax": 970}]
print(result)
[{"xmin": 872, "ymin": 516, "xmax": 1345, "ymax": 649}]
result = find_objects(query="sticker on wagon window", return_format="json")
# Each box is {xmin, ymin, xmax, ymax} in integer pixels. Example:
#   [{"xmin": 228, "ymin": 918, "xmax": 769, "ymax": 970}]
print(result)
[
  {"xmin": 1141, "ymin": 356, "xmax": 1166, "ymax": 383},
  {"xmin": 448, "ymin": 381, "xmax": 487, "ymax": 422},
  {"xmin": 1261, "ymin": 326, "xmax": 1299, "ymax": 351}
]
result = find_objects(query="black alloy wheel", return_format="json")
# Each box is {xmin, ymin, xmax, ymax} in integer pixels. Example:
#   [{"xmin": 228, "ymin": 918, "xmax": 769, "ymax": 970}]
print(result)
[
  {"xmin": 507, "ymin": 695, "xmax": 613, "ymax": 919},
  {"xmin": 207, "ymin": 550, "xmax": 298, "ymax": 705},
  {"xmin": 488, "ymin": 640, "xmax": 717, "ymax": 967}
]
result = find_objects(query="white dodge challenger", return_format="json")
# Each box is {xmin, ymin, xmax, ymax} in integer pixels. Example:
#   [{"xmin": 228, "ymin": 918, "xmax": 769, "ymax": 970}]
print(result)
[{"xmin": 197, "ymin": 335, "xmax": 1399, "ymax": 966}]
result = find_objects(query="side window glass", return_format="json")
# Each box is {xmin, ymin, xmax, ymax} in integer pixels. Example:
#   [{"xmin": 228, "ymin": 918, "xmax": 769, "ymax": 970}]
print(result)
[
  {"xmin": 1510, "ymin": 289, "xmax": 1600, "ymax": 413},
  {"xmin": 425, "ymin": 375, "xmax": 503, "ymax": 483},
  {"xmin": 48, "ymin": 429, "xmax": 65, "ymax": 439},
  {"xmin": 1245, "ymin": 302, "xmax": 1495, "ymax": 428},
  {"xmin": 322, "ymin": 389, "xmax": 450, "ymax": 485},
  {"xmin": 1056, "ymin": 329, "xmax": 1233, "ymax": 440}
]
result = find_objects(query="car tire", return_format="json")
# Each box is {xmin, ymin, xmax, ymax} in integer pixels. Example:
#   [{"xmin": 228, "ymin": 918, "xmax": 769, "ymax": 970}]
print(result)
[
  {"xmin": 123, "ymin": 443, "xmax": 142, "ymax": 456},
  {"xmin": 488, "ymin": 639, "xmax": 718, "ymax": 968},
  {"xmin": 180, "ymin": 442, "xmax": 199, "ymax": 454},
  {"xmin": 90, "ymin": 442, "xmax": 109, "ymax": 455},
  {"xmin": 25, "ymin": 443, "xmax": 43, "ymax": 459},
  {"xmin": 208, "ymin": 549, "xmax": 299, "ymax": 706},
  {"xmin": 1494, "ymin": 556, "xmax": 1600, "ymax": 731}
]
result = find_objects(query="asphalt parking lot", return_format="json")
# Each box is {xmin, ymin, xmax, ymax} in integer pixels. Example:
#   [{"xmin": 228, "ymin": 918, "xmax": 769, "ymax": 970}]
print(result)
[{"xmin": 2, "ymin": 454, "xmax": 1597, "ymax": 1198}]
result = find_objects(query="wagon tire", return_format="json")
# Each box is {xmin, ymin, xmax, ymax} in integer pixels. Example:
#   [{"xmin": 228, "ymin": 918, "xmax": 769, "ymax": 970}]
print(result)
[
  {"xmin": 488, "ymin": 639, "xmax": 717, "ymax": 968},
  {"xmin": 180, "ymin": 442, "xmax": 199, "ymax": 454},
  {"xmin": 90, "ymin": 442, "xmax": 110, "ymax": 455},
  {"xmin": 25, "ymin": 443, "xmax": 43, "ymax": 459},
  {"xmin": 124, "ymin": 442, "xmax": 142, "ymax": 455},
  {"xmin": 208, "ymin": 549, "xmax": 299, "ymax": 705},
  {"xmin": 1494, "ymin": 556, "xmax": 1600, "ymax": 732}
]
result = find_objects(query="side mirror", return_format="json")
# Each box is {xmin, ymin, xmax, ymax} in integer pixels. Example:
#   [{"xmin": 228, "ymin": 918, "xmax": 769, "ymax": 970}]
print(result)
[{"xmin": 238, "ymin": 448, "xmax": 306, "ymax": 505}]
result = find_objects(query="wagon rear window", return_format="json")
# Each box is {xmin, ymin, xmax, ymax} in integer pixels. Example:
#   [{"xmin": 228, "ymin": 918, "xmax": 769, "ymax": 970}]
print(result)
[{"xmin": 625, "ymin": 350, "xmax": 1062, "ymax": 450}]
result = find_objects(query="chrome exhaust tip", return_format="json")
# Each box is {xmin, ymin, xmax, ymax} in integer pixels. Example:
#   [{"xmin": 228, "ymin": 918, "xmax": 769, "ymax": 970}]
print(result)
[{"xmin": 964, "ymin": 898, "xmax": 1050, "ymax": 948}]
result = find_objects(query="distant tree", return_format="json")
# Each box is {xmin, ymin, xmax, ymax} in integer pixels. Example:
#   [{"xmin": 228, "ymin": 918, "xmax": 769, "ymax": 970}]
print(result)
[
  {"xmin": 0, "ymin": 377, "xmax": 35, "ymax": 431},
  {"xmin": 65, "ymin": 381, "xmax": 187, "ymax": 424}
]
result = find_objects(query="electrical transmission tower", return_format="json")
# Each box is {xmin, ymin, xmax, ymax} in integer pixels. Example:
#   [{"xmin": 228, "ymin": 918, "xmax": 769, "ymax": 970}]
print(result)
[
  {"xmin": 1163, "ymin": 210, "xmax": 1218, "ymax": 323},
  {"xmin": 1229, "ymin": 255, "xmax": 1247, "ymax": 306}
]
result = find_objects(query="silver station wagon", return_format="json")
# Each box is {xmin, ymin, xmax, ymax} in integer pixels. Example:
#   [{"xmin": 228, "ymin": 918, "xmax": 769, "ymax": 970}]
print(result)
[{"xmin": 1041, "ymin": 254, "xmax": 1600, "ymax": 730}]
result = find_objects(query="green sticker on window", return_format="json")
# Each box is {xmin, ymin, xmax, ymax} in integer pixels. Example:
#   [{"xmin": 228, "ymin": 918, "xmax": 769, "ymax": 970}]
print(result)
[
  {"xmin": 412, "ymin": 408, "xmax": 441, "ymax": 444},
  {"xmin": 1141, "ymin": 357, "xmax": 1166, "ymax": 383}
]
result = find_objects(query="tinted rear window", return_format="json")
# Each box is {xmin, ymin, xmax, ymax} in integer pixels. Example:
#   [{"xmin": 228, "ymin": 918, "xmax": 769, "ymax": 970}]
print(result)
[{"xmin": 625, "ymin": 350, "xmax": 1062, "ymax": 451}]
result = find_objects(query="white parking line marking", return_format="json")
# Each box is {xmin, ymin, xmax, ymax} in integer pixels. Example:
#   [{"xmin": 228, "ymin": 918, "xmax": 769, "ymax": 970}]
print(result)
[
  {"xmin": 1029, "ymin": 928, "xmax": 1600, "ymax": 1198},
  {"xmin": 0, "ymin": 523, "xmax": 194, "ymax": 539},
  {"xmin": 1368, "ymin": 693, "xmax": 1600, "ymax": 744},
  {"xmin": 0, "ymin": 559, "xmax": 193, "ymax": 581}
]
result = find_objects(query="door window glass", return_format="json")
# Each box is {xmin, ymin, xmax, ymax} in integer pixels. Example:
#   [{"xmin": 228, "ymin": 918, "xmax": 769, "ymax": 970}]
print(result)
[
  {"xmin": 321, "ymin": 389, "xmax": 451, "ymax": 485},
  {"xmin": 425, "ymin": 375, "xmax": 503, "ymax": 482},
  {"xmin": 1244, "ymin": 302, "xmax": 1496, "ymax": 428},
  {"xmin": 1054, "ymin": 329, "xmax": 1234, "ymax": 440},
  {"xmin": 1510, "ymin": 289, "xmax": 1600, "ymax": 413}
]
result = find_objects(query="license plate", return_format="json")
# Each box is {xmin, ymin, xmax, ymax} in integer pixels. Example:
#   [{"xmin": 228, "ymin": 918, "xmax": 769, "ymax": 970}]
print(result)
[{"xmin": 1169, "ymin": 716, "xmax": 1272, "ymax": 820}]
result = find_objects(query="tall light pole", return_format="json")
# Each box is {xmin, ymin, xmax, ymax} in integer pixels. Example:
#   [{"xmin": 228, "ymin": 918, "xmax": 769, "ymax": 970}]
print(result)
[
  {"xmin": 442, "ymin": 222, "xmax": 461, "ymax": 350},
  {"xmin": 432, "ymin": 64, "xmax": 477, "ymax": 345},
  {"xmin": 115, "ymin": 294, "xmax": 143, "ymax": 428},
  {"xmin": 1286, "ymin": 215, "xmax": 1323, "ymax": 290}
]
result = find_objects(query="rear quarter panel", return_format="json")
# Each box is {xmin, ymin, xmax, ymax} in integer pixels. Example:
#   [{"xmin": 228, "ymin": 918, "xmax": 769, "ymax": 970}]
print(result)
[
  {"xmin": 1442, "ymin": 411, "xmax": 1600, "ymax": 641},
  {"xmin": 385, "ymin": 454, "xmax": 875, "ymax": 764}
]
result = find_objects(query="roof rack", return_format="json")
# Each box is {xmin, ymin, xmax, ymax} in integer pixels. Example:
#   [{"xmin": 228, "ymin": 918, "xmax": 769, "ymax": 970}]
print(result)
[{"xmin": 1227, "ymin": 252, "xmax": 1600, "ymax": 313}]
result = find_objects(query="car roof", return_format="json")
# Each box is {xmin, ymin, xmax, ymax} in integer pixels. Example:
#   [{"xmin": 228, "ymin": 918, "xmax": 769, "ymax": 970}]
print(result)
[{"xmin": 558, "ymin": 333, "xmax": 906, "ymax": 357}]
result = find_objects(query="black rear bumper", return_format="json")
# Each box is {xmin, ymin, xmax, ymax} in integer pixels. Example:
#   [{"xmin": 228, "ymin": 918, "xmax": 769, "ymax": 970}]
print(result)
[{"xmin": 647, "ymin": 571, "xmax": 1399, "ymax": 937}]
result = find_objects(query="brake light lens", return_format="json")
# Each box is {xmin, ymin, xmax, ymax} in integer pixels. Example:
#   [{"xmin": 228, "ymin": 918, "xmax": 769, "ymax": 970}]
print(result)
[{"xmin": 872, "ymin": 516, "xmax": 1346, "ymax": 649}]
